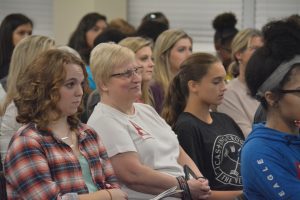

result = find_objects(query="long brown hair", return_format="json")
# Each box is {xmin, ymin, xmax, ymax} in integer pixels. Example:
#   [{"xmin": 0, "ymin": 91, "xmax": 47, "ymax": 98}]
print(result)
[{"xmin": 14, "ymin": 49, "xmax": 88, "ymax": 130}]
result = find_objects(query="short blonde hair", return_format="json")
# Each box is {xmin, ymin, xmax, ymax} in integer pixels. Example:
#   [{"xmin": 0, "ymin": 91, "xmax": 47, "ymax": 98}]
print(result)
[
  {"xmin": 90, "ymin": 43, "xmax": 135, "ymax": 88},
  {"xmin": 119, "ymin": 37, "xmax": 154, "ymax": 105},
  {"xmin": 153, "ymin": 29, "xmax": 192, "ymax": 96},
  {"xmin": 119, "ymin": 37, "xmax": 152, "ymax": 53},
  {"xmin": 0, "ymin": 35, "xmax": 55, "ymax": 115}
]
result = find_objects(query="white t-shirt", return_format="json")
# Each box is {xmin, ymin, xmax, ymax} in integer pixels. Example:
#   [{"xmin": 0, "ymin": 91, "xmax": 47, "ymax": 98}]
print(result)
[{"xmin": 87, "ymin": 102, "xmax": 183, "ymax": 200}]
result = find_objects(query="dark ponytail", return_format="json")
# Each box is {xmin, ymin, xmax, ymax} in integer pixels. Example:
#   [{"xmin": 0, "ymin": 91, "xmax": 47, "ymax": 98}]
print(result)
[
  {"xmin": 162, "ymin": 72, "xmax": 187, "ymax": 127},
  {"xmin": 162, "ymin": 52, "xmax": 220, "ymax": 127}
]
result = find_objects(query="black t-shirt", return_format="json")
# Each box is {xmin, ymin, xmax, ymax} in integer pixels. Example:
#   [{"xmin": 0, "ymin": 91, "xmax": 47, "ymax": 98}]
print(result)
[{"xmin": 174, "ymin": 112, "xmax": 244, "ymax": 190}]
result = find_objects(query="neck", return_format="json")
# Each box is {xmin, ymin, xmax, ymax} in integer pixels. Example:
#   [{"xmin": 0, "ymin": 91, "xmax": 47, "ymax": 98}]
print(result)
[
  {"xmin": 237, "ymin": 64, "xmax": 245, "ymax": 83},
  {"xmin": 266, "ymin": 111, "xmax": 299, "ymax": 136},
  {"xmin": 101, "ymin": 96, "xmax": 135, "ymax": 115},
  {"xmin": 48, "ymin": 117, "xmax": 69, "ymax": 137},
  {"xmin": 184, "ymin": 97, "xmax": 212, "ymax": 124}
]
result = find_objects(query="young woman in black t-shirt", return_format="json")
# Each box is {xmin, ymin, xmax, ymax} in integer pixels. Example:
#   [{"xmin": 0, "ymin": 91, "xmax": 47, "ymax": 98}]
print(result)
[{"xmin": 162, "ymin": 52, "xmax": 244, "ymax": 200}]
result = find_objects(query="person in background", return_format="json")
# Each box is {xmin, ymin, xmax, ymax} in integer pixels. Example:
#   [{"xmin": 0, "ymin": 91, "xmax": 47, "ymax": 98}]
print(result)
[
  {"xmin": 141, "ymin": 11, "xmax": 169, "ymax": 29},
  {"xmin": 162, "ymin": 52, "xmax": 244, "ymax": 199},
  {"xmin": 109, "ymin": 18, "xmax": 136, "ymax": 36},
  {"xmin": 218, "ymin": 28, "xmax": 263, "ymax": 137},
  {"xmin": 136, "ymin": 11, "xmax": 169, "ymax": 43},
  {"xmin": 0, "ymin": 13, "xmax": 33, "ymax": 93},
  {"xmin": 212, "ymin": 12, "xmax": 238, "ymax": 72},
  {"xmin": 4, "ymin": 49, "xmax": 127, "ymax": 200},
  {"xmin": 68, "ymin": 12, "xmax": 107, "ymax": 90},
  {"xmin": 150, "ymin": 29, "xmax": 192, "ymax": 114},
  {"xmin": 136, "ymin": 20, "xmax": 169, "ymax": 43},
  {"xmin": 241, "ymin": 16, "xmax": 300, "ymax": 199},
  {"xmin": 88, "ymin": 43, "xmax": 211, "ymax": 200},
  {"xmin": 0, "ymin": 35, "xmax": 55, "ymax": 165},
  {"xmin": 93, "ymin": 28, "xmax": 127, "ymax": 47}
]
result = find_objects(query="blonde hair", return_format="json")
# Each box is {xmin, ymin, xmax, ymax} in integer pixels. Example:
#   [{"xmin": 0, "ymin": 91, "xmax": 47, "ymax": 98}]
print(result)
[
  {"xmin": 153, "ymin": 29, "xmax": 192, "ymax": 97},
  {"xmin": 57, "ymin": 45, "xmax": 81, "ymax": 59},
  {"xmin": 0, "ymin": 35, "xmax": 55, "ymax": 115},
  {"xmin": 90, "ymin": 43, "xmax": 135, "ymax": 89},
  {"xmin": 119, "ymin": 37, "xmax": 152, "ymax": 53},
  {"xmin": 119, "ymin": 37, "xmax": 153, "ymax": 104},
  {"xmin": 227, "ymin": 28, "xmax": 262, "ymax": 78}
]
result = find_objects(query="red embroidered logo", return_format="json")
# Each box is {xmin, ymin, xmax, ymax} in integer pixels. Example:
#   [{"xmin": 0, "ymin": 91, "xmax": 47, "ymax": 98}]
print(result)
[
  {"xmin": 296, "ymin": 161, "xmax": 300, "ymax": 179},
  {"xmin": 129, "ymin": 121, "xmax": 152, "ymax": 139}
]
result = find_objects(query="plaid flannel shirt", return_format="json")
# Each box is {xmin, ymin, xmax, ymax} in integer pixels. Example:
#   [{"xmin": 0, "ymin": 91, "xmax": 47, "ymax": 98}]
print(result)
[{"xmin": 4, "ymin": 122, "xmax": 119, "ymax": 200}]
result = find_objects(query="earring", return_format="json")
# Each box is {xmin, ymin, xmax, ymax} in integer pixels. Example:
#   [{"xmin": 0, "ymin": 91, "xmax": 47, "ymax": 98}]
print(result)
[{"xmin": 294, "ymin": 120, "xmax": 300, "ymax": 128}]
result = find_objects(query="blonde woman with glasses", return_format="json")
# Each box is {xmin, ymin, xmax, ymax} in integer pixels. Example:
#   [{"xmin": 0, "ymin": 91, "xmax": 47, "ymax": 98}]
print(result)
[{"xmin": 88, "ymin": 43, "xmax": 211, "ymax": 200}]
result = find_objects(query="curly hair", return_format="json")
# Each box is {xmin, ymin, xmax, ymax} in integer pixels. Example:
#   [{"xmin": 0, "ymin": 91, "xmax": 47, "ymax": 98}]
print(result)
[
  {"xmin": 245, "ymin": 15, "xmax": 300, "ymax": 109},
  {"xmin": 14, "ymin": 49, "xmax": 88, "ymax": 130}
]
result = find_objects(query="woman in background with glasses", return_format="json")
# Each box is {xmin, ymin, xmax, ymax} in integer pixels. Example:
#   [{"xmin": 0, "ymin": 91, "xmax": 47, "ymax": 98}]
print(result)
[
  {"xmin": 88, "ymin": 43, "xmax": 211, "ymax": 199},
  {"xmin": 217, "ymin": 28, "xmax": 263, "ymax": 137}
]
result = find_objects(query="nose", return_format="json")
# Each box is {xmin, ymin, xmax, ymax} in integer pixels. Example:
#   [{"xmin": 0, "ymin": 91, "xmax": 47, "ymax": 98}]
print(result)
[
  {"xmin": 221, "ymin": 81, "xmax": 227, "ymax": 92},
  {"xmin": 76, "ymin": 84, "xmax": 84, "ymax": 97},
  {"xmin": 148, "ymin": 58, "xmax": 154, "ymax": 67}
]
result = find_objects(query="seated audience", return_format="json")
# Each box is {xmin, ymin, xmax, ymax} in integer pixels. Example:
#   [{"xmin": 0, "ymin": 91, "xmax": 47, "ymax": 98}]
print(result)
[
  {"xmin": 241, "ymin": 16, "xmax": 300, "ymax": 199},
  {"xmin": 162, "ymin": 52, "xmax": 244, "ymax": 199},
  {"xmin": 4, "ymin": 49, "xmax": 127, "ymax": 199},
  {"xmin": 88, "ymin": 43, "xmax": 211, "ymax": 199}
]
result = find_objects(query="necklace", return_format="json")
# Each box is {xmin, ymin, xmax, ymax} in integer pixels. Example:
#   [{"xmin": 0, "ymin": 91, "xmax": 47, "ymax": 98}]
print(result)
[{"xmin": 61, "ymin": 128, "xmax": 74, "ymax": 148}]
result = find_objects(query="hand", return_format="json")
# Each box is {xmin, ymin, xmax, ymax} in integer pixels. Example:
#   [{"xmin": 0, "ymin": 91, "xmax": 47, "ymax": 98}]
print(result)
[
  {"xmin": 187, "ymin": 178, "xmax": 211, "ymax": 199},
  {"xmin": 109, "ymin": 189, "xmax": 128, "ymax": 200}
]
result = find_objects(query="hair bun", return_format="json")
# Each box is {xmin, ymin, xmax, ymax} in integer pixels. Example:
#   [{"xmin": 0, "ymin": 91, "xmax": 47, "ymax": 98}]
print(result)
[
  {"xmin": 213, "ymin": 12, "xmax": 237, "ymax": 31},
  {"xmin": 263, "ymin": 16, "xmax": 300, "ymax": 60}
]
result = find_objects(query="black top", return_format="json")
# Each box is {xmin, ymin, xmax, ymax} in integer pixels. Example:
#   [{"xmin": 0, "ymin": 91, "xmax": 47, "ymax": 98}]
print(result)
[{"xmin": 174, "ymin": 112, "xmax": 244, "ymax": 190}]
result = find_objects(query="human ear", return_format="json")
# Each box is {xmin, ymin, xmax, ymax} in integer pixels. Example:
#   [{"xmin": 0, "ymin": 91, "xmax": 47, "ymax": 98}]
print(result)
[
  {"xmin": 187, "ymin": 80, "xmax": 198, "ymax": 93},
  {"xmin": 98, "ymin": 80, "xmax": 108, "ymax": 92},
  {"xmin": 264, "ymin": 91, "xmax": 277, "ymax": 107}
]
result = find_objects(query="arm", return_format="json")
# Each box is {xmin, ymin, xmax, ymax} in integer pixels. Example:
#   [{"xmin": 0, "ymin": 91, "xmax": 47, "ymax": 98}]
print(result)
[
  {"xmin": 110, "ymin": 151, "xmax": 210, "ymax": 199},
  {"xmin": 242, "ymin": 142, "xmax": 300, "ymax": 200}
]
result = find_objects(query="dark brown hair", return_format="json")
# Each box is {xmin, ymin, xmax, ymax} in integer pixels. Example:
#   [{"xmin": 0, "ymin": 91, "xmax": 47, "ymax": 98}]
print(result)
[{"xmin": 162, "ymin": 52, "xmax": 220, "ymax": 127}]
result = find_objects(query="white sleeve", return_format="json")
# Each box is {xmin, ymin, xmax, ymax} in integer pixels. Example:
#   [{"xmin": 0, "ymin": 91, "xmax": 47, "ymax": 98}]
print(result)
[{"xmin": 87, "ymin": 115, "xmax": 137, "ymax": 157}]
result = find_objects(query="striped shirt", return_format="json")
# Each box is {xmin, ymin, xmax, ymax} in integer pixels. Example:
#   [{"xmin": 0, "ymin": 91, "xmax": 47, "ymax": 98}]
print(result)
[{"xmin": 4, "ymin": 122, "xmax": 119, "ymax": 200}]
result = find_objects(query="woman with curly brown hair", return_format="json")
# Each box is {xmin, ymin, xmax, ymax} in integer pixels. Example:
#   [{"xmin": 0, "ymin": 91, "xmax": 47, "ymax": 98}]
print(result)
[{"xmin": 4, "ymin": 49, "xmax": 127, "ymax": 200}]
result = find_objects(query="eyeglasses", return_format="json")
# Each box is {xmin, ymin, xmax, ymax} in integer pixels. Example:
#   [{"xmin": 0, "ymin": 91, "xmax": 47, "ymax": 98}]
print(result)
[
  {"xmin": 110, "ymin": 67, "xmax": 143, "ymax": 78},
  {"xmin": 279, "ymin": 89, "xmax": 300, "ymax": 97}
]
